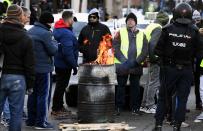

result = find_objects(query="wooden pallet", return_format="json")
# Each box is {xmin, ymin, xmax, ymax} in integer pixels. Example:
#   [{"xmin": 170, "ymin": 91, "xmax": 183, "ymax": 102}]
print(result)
[{"xmin": 59, "ymin": 122, "xmax": 136, "ymax": 131}]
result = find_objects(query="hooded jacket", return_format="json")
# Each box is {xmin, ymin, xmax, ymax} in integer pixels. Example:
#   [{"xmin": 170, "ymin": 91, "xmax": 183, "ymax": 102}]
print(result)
[
  {"xmin": 0, "ymin": 22, "xmax": 35, "ymax": 89},
  {"xmin": 53, "ymin": 19, "xmax": 78, "ymax": 69},
  {"xmin": 28, "ymin": 22, "xmax": 58, "ymax": 73}
]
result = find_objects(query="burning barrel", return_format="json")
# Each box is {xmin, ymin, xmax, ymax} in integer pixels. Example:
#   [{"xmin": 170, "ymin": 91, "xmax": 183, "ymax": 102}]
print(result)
[{"xmin": 77, "ymin": 64, "xmax": 116, "ymax": 123}]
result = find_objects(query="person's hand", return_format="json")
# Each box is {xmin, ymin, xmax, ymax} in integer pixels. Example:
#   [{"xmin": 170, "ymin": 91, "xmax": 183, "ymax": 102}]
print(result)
[
  {"xmin": 199, "ymin": 28, "xmax": 203, "ymax": 35},
  {"xmin": 73, "ymin": 67, "xmax": 77, "ymax": 75},
  {"xmin": 26, "ymin": 88, "xmax": 33, "ymax": 95}
]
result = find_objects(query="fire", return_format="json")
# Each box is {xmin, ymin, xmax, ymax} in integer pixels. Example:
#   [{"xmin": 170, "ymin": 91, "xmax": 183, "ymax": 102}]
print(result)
[{"xmin": 95, "ymin": 34, "xmax": 114, "ymax": 65}]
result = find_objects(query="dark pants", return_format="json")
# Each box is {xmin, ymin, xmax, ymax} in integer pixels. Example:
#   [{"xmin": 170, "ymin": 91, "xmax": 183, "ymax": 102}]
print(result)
[
  {"xmin": 155, "ymin": 66, "xmax": 193, "ymax": 124},
  {"xmin": 27, "ymin": 73, "xmax": 51, "ymax": 126},
  {"xmin": 116, "ymin": 74, "xmax": 141, "ymax": 110},
  {"xmin": 194, "ymin": 68, "xmax": 202, "ymax": 106},
  {"xmin": 52, "ymin": 67, "xmax": 72, "ymax": 111}
]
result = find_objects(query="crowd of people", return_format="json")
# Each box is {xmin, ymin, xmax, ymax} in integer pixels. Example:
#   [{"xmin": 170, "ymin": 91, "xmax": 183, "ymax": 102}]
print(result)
[{"xmin": 1, "ymin": 1, "xmax": 203, "ymax": 131}]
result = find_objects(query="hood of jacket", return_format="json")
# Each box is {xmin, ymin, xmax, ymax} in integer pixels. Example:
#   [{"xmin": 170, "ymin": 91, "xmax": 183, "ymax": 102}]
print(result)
[{"xmin": 54, "ymin": 18, "xmax": 70, "ymax": 29}]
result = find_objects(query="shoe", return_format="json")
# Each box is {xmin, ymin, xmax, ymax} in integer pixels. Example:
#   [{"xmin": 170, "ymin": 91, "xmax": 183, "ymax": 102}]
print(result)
[
  {"xmin": 196, "ymin": 104, "xmax": 203, "ymax": 110},
  {"xmin": 51, "ymin": 110, "xmax": 71, "ymax": 116},
  {"xmin": 25, "ymin": 121, "xmax": 35, "ymax": 128},
  {"xmin": 173, "ymin": 126, "xmax": 180, "ymax": 131},
  {"xmin": 152, "ymin": 125, "xmax": 162, "ymax": 131},
  {"xmin": 132, "ymin": 109, "xmax": 143, "ymax": 116},
  {"xmin": 22, "ymin": 111, "xmax": 27, "ymax": 120},
  {"xmin": 186, "ymin": 109, "xmax": 190, "ymax": 113},
  {"xmin": 34, "ymin": 122, "xmax": 54, "ymax": 130},
  {"xmin": 113, "ymin": 108, "xmax": 120, "ymax": 116},
  {"xmin": 1, "ymin": 119, "xmax": 9, "ymax": 127},
  {"xmin": 140, "ymin": 106, "xmax": 156, "ymax": 114},
  {"xmin": 194, "ymin": 119, "xmax": 203, "ymax": 123},
  {"xmin": 181, "ymin": 122, "xmax": 189, "ymax": 128}
]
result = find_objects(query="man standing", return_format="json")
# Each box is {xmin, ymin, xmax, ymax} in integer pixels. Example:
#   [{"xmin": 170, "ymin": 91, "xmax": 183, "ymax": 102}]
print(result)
[
  {"xmin": 78, "ymin": 8, "xmax": 111, "ymax": 63},
  {"xmin": 0, "ymin": 4, "xmax": 35, "ymax": 131},
  {"xmin": 140, "ymin": 11, "xmax": 169, "ymax": 114},
  {"xmin": 153, "ymin": 3, "xmax": 203, "ymax": 131},
  {"xmin": 51, "ymin": 11, "xmax": 78, "ymax": 117},
  {"xmin": 113, "ymin": 13, "xmax": 148, "ymax": 115},
  {"xmin": 26, "ymin": 12, "xmax": 57, "ymax": 129}
]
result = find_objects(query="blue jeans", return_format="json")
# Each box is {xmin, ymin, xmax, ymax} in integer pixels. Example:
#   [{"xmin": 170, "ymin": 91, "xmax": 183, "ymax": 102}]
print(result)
[
  {"xmin": 27, "ymin": 73, "xmax": 51, "ymax": 126},
  {"xmin": 2, "ymin": 98, "xmax": 10, "ymax": 120},
  {"xmin": 116, "ymin": 74, "xmax": 141, "ymax": 110},
  {"xmin": 0, "ymin": 74, "xmax": 26, "ymax": 131}
]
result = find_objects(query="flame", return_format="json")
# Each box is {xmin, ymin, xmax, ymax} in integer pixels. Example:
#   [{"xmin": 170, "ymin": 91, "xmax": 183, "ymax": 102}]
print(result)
[{"xmin": 95, "ymin": 34, "xmax": 114, "ymax": 65}]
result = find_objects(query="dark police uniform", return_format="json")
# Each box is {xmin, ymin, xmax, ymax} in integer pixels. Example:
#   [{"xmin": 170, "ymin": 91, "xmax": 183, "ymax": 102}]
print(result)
[{"xmin": 153, "ymin": 2, "xmax": 203, "ymax": 131}]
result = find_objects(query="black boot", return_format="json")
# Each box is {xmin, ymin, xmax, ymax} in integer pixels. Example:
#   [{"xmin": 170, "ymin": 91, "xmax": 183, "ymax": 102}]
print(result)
[
  {"xmin": 173, "ymin": 122, "xmax": 181, "ymax": 131},
  {"xmin": 152, "ymin": 125, "xmax": 162, "ymax": 131},
  {"xmin": 113, "ymin": 108, "xmax": 120, "ymax": 116},
  {"xmin": 152, "ymin": 121, "xmax": 162, "ymax": 131}
]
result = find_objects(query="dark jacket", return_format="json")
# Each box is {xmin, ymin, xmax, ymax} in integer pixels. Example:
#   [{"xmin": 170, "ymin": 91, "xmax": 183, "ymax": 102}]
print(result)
[
  {"xmin": 28, "ymin": 22, "xmax": 58, "ymax": 73},
  {"xmin": 0, "ymin": 22, "xmax": 35, "ymax": 89},
  {"xmin": 155, "ymin": 22, "xmax": 203, "ymax": 66},
  {"xmin": 78, "ymin": 22, "xmax": 111, "ymax": 63},
  {"xmin": 147, "ymin": 25, "xmax": 162, "ymax": 62},
  {"xmin": 53, "ymin": 19, "xmax": 78, "ymax": 69},
  {"xmin": 113, "ymin": 29, "xmax": 148, "ymax": 75}
]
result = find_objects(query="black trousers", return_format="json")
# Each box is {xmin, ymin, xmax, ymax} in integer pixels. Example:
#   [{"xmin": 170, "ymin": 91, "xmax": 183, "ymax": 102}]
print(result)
[
  {"xmin": 116, "ymin": 74, "xmax": 141, "ymax": 110},
  {"xmin": 155, "ymin": 66, "xmax": 193, "ymax": 124},
  {"xmin": 52, "ymin": 67, "xmax": 72, "ymax": 111}
]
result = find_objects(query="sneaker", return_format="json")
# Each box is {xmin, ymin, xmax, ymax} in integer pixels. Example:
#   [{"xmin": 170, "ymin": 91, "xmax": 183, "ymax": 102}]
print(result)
[
  {"xmin": 1, "ymin": 119, "xmax": 9, "ymax": 127},
  {"xmin": 196, "ymin": 104, "xmax": 203, "ymax": 110},
  {"xmin": 194, "ymin": 119, "xmax": 203, "ymax": 123},
  {"xmin": 140, "ymin": 106, "xmax": 156, "ymax": 114},
  {"xmin": 34, "ymin": 122, "xmax": 54, "ymax": 130},
  {"xmin": 25, "ymin": 122, "xmax": 35, "ymax": 128},
  {"xmin": 132, "ymin": 109, "xmax": 143, "ymax": 116},
  {"xmin": 152, "ymin": 125, "xmax": 162, "ymax": 131},
  {"xmin": 113, "ymin": 108, "xmax": 120, "ymax": 116},
  {"xmin": 181, "ymin": 122, "xmax": 189, "ymax": 128}
]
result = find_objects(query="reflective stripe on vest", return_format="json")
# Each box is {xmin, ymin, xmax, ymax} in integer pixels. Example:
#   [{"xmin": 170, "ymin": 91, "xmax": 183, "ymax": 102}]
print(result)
[
  {"xmin": 144, "ymin": 23, "xmax": 162, "ymax": 42},
  {"xmin": 3, "ymin": 0, "xmax": 11, "ymax": 7},
  {"xmin": 200, "ymin": 60, "xmax": 203, "ymax": 67},
  {"xmin": 114, "ymin": 28, "xmax": 144, "ymax": 64}
]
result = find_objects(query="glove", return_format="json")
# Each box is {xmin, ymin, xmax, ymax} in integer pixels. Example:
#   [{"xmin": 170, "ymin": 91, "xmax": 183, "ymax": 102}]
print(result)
[
  {"xmin": 72, "ymin": 67, "xmax": 78, "ymax": 75},
  {"xmin": 122, "ymin": 60, "xmax": 138, "ymax": 69}
]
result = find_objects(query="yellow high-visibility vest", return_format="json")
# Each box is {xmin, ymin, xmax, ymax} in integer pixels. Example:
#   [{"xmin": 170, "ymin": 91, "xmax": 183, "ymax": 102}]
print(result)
[
  {"xmin": 3, "ymin": 0, "xmax": 11, "ymax": 7},
  {"xmin": 114, "ymin": 27, "xmax": 144, "ymax": 64},
  {"xmin": 144, "ymin": 23, "xmax": 162, "ymax": 42},
  {"xmin": 200, "ymin": 59, "xmax": 203, "ymax": 67}
]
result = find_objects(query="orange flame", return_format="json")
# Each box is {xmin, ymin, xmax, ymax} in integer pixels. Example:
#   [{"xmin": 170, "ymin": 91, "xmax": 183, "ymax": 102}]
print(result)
[{"xmin": 95, "ymin": 34, "xmax": 114, "ymax": 65}]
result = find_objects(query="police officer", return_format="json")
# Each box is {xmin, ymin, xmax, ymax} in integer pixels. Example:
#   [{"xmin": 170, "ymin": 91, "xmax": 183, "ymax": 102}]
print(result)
[
  {"xmin": 113, "ymin": 13, "xmax": 148, "ymax": 115},
  {"xmin": 152, "ymin": 3, "xmax": 203, "ymax": 131}
]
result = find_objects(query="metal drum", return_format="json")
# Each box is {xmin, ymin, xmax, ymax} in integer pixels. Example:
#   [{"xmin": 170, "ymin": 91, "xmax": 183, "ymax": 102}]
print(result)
[{"xmin": 78, "ymin": 64, "xmax": 116, "ymax": 123}]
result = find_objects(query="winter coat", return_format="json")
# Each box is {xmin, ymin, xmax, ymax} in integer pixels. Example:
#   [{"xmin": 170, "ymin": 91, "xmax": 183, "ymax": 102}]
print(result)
[
  {"xmin": 28, "ymin": 22, "xmax": 58, "ymax": 73},
  {"xmin": 78, "ymin": 22, "xmax": 111, "ymax": 63},
  {"xmin": 0, "ymin": 22, "xmax": 35, "ymax": 89},
  {"xmin": 113, "ymin": 29, "xmax": 148, "ymax": 75},
  {"xmin": 53, "ymin": 19, "xmax": 78, "ymax": 69}
]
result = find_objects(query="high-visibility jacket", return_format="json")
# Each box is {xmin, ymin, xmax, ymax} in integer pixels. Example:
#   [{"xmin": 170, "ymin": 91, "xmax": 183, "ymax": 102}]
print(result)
[
  {"xmin": 3, "ymin": 0, "xmax": 11, "ymax": 7},
  {"xmin": 144, "ymin": 23, "xmax": 162, "ymax": 42},
  {"xmin": 200, "ymin": 60, "xmax": 203, "ymax": 67},
  {"xmin": 114, "ymin": 27, "xmax": 144, "ymax": 64}
]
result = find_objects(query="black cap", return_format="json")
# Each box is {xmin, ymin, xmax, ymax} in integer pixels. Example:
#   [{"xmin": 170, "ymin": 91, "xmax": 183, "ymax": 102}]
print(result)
[
  {"xmin": 39, "ymin": 11, "xmax": 54, "ymax": 24},
  {"xmin": 125, "ymin": 13, "xmax": 137, "ymax": 24}
]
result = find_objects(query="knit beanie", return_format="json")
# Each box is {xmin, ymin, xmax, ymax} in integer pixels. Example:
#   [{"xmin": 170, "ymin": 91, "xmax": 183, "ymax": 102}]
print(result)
[
  {"xmin": 192, "ymin": 10, "xmax": 201, "ymax": 21},
  {"xmin": 125, "ymin": 13, "xmax": 137, "ymax": 24},
  {"xmin": 39, "ymin": 11, "xmax": 54, "ymax": 24},
  {"xmin": 6, "ymin": 4, "xmax": 23, "ymax": 21},
  {"xmin": 155, "ymin": 11, "xmax": 169, "ymax": 26}
]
